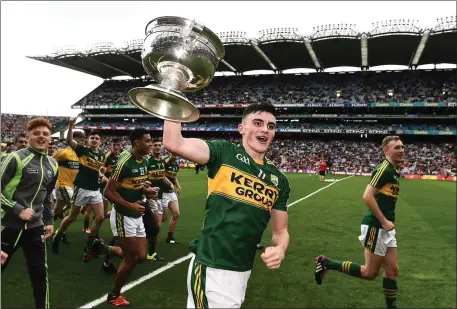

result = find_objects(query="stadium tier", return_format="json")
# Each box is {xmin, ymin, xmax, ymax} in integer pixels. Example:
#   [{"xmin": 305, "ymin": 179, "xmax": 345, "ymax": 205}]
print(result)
[
  {"xmin": 6, "ymin": 15, "xmax": 456, "ymax": 179},
  {"xmin": 28, "ymin": 17, "xmax": 457, "ymax": 77},
  {"xmin": 68, "ymin": 70, "xmax": 456, "ymax": 138}
]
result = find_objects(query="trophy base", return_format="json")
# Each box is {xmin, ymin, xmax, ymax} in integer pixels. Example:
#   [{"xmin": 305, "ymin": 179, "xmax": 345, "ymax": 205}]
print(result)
[{"xmin": 128, "ymin": 85, "xmax": 200, "ymax": 123}]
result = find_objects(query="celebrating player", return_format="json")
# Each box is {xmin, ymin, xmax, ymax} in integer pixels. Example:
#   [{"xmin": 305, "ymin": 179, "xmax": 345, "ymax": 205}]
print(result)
[
  {"xmin": 1, "ymin": 117, "xmax": 58, "ymax": 309},
  {"xmin": 162, "ymin": 153, "xmax": 182, "ymax": 244},
  {"xmin": 52, "ymin": 118, "xmax": 107, "ymax": 260},
  {"xmin": 145, "ymin": 139, "xmax": 173, "ymax": 261},
  {"xmin": 104, "ymin": 127, "xmax": 157, "ymax": 306},
  {"xmin": 52, "ymin": 131, "xmax": 85, "ymax": 233},
  {"xmin": 314, "ymin": 136, "xmax": 405, "ymax": 309},
  {"xmin": 163, "ymin": 102, "xmax": 291, "ymax": 308}
]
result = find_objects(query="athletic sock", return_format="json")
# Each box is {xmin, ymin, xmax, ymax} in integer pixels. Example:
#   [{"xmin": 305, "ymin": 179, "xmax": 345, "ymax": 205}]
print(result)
[
  {"xmin": 148, "ymin": 236, "xmax": 157, "ymax": 255},
  {"xmin": 86, "ymin": 234, "xmax": 96, "ymax": 251},
  {"xmin": 383, "ymin": 277, "xmax": 398, "ymax": 308},
  {"xmin": 323, "ymin": 259, "xmax": 362, "ymax": 278}
]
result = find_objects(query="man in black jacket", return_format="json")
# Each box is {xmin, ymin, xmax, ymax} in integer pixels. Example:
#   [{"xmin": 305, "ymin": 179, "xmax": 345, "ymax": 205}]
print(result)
[{"xmin": 1, "ymin": 117, "xmax": 58, "ymax": 309}]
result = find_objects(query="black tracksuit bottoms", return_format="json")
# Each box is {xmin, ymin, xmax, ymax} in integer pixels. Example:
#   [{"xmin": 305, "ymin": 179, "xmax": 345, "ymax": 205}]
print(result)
[{"xmin": 1, "ymin": 225, "xmax": 49, "ymax": 309}]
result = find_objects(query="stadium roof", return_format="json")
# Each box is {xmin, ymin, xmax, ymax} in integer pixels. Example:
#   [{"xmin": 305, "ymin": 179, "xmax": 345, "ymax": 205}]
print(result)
[{"xmin": 28, "ymin": 17, "xmax": 456, "ymax": 79}]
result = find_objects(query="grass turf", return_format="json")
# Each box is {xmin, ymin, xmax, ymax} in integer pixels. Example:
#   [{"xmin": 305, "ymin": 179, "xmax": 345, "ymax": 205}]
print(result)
[{"xmin": 1, "ymin": 170, "xmax": 455, "ymax": 308}]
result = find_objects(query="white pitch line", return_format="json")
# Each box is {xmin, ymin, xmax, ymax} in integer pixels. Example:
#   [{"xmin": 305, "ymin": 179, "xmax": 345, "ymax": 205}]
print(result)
[
  {"xmin": 79, "ymin": 175, "xmax": 353, "ymax": 308},
  {"xmin": 287, "ymin": 175, "xmax": 353, "ymax": 208},
  {"xmin": 78, "ymin": 253, "xmax": 194, "ymax": 308}
]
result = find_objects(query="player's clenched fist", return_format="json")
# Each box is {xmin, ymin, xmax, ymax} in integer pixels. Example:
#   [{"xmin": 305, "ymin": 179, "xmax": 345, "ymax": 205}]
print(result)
[
  {"xmin": 261, "ymin": 246, "xmax": 285, "ymax": 270},
  {"xmin": 69, "ymin": 117, "xmax": 77, "ymax": 126}
]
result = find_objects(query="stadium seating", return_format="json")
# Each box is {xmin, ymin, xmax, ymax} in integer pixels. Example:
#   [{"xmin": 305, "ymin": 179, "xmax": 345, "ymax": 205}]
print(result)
[
  {"xmin": 73, "ymin": 70, "xmax": 456, "ymax": 108},
  {"xmin": 1, "ymin": 114, "xmax": 69, "ymax": 141}
]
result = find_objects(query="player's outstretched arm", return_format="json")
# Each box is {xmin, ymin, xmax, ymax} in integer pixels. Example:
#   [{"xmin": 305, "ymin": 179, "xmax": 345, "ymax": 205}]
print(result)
[
  {"xmin": 163, "ymin": 120, "xmax": 210, "ymax": 165},
  {"xmin": 66, "ymin": 117, "xmax": 78, "ymax": 150}
]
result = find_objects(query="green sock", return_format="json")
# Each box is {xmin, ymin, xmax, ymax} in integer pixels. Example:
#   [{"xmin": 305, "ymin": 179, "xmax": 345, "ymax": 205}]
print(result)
[
  {"xmin": 323, "ymin": 259, "xmax": 362, "ymax": 278},
  {"xmin": 148, "ymin": 236, "xmax": 157, "ymax": 255},
  {"xmin": 86, "ymin": 235, "xmax": 96, "ymax": 250},
  {"xmin": 383, "ymin": 278, "xmax": 397, "ymax": 308},
  {"xmin": 84, "ymin": 218, "xmax": 90, "ymax": 230}
]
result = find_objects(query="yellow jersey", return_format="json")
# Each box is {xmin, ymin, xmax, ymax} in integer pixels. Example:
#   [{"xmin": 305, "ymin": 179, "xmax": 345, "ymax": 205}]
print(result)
[{"xmin": 53, "ymin": 147, "xmax": 80, "ymax": 188}]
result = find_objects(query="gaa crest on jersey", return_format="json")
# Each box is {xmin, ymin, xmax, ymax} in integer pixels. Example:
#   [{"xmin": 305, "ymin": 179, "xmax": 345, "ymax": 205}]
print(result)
[{"xmin": 271, "ymin": 174, "xmax": 279, "ymax": 186}]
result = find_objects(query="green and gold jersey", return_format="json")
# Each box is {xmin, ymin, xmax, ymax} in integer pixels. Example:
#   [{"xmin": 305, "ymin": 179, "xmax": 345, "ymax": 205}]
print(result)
[
  {"xmin": 111, "ymin": 151, "xmax": 149, "ymax": 218},
  {"xmin": 164, "ymin": 158, "xmax": 180, "ymax": 185},
  {"xmin": 190, "ymin": 140, "xmax": 290, "ymax": 272},
  {"xmin": 147, "ymin": 156, "xmax": 166, "ymax": 187},
  {"xmin": 362, "ymin": 159, "xmax": 400, "ymax": 228},
  {"xmin": 104, "ymin": 151, "xmax": 121, "ymax": 179},
  {"xmin": 73, "ymin": 145, "xmax": 106, "ymax": 190},
  {"xmin": 147, "ymin": 156, "xmax": 168, "ymax": 198}
]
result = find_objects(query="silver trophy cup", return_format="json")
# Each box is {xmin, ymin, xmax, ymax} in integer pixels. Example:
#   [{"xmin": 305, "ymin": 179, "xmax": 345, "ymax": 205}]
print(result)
[{"xmin": 128, "ymin": 16, "xmax": 225, "ymax": 123}]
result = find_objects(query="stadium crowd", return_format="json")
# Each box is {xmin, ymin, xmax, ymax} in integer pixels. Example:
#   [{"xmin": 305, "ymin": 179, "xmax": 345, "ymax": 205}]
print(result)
[
  {"xmin": 266, "ymin": 139, "xmax": 456, "ymax": 176},
  {"xmin": 74, "ymin": 71, "xmax": 456, "ymax": 107},
  {"xmin": 6, "ymin": 133, "xmax": 450, "ymax": 177},
  {"xmin": 1, "ymin": 114, "xmax": 69, "ymax": 140},
  {"xmin": 75, "ymin": 119, "xmax": 457, "ymax": 132}
]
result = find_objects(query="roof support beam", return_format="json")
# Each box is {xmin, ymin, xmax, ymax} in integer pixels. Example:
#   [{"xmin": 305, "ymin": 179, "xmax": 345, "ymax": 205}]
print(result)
[
  {"xmin": 410, "ymin": 30, "xmax": 430, "ymax": 68},
  {"xmin": 87, "ymin": 56, "xmax": 132, "ymax": 76},
  {"xmin": 221, "ymin": 59, "xmax": 237, "ymax": 72},
  {"xmin": 361, "ymin": 34, "xmax": 369, "ymax": 69},
  {"xmin": 119, "ymin": 53, "xmax": 142, "ymax": 66},
  {"xmin": 249, "ymin": 41, "xmax": 278, "ymax": 71},
  {"xmin": 303, "ymin": 39, "xmax": 322, "ymax": 71}
]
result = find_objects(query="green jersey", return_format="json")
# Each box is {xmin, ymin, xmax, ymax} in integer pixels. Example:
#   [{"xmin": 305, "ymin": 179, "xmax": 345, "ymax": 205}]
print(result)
[
  {"xmin": 104, "ymin": 151, "xmax": 120, "ymax": 179},
  {"xmin": 362, "ymin": 159, "xmax": 400, "ymax": 228},
  {"xmin": 190, "ymin": 140, "xmax": 290, "ymax": 272},
  {"xmin": 164, "ymin": 157, "xmax": 180, "ymax": 185},
  {"xmin": 100, "ymin": 151, "xmax": 120, "ymax": 191},
  {"xmin": 73, "ymin": 145, "xmax": 106, "ymax": 190},
  {"xmin": 111, "ymin": 151, "xmax": 149, "ymax": 218},
  {"xmin": 147, "ymin": 156, "xmax": 168, "ymax": 198}
]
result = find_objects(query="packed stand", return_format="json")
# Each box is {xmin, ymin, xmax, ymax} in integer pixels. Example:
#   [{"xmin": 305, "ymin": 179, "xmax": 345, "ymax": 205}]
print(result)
[
  {"xmin": 75, "ymin": 119, "xmax": 457, "ymax": 132},
  {"xmin": 42, "ymin": 135, "xmax": 456, "ymax": 177},
  {"xmin": 1, "ymin": 114, "xmax": 70, "ymax": 141},
  {"xmin": 73, "ymin": 70, "xmax": 457, "ymax": 108},
  {"xmin": 266, "ymin": 140, "xmax": 456, "ymax": 177}
]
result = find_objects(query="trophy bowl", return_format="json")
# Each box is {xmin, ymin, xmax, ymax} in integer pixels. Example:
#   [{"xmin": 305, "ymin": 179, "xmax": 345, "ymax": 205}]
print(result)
[{"xmin": 128, "ymin": 16, "xmax": 225, "ymax": 123}]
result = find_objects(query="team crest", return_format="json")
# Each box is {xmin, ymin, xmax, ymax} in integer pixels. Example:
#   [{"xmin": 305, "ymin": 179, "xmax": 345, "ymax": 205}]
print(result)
[{"xmin": 271, "ymin": 174, "xmax": 279, "ymax": 186}]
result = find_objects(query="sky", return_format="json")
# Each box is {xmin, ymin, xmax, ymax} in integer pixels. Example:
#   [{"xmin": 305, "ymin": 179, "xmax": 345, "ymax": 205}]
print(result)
[{"xmin": 1, "ymin": 1, "xmax": 456, "ymax": 117}]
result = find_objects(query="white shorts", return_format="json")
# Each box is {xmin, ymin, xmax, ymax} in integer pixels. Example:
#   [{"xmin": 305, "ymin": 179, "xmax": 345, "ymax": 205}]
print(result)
[
  {"xmin": 358, "ymin": 224, "xmax": 397, "ymax": 257},
  {"xmin": 162, "ymin": 192, "xmax": 178, "ymax": 208},
  {"xmin": 72, "ymin": 187, "xmax": 103, "ymax": 207},
  {"xmin": 186, "ymin": 254, "xmax": 251, "ymax": 309},
  {"xmin": 147, "ymin": 198, "xmax": 163, "ymax": 215},
  {"xmin": 55, "ymin": 187, "xmax": 74, "ymax": 202},
  {"xmin": 110, "ymin": 207, "xmax": 146, "ymax": 238}
]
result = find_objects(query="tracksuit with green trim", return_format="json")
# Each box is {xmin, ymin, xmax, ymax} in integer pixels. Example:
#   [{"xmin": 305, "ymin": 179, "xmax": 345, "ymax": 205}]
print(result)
[{"xmin": 1, "ymin": 146, "xmax": 58, "ymax": 309}]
